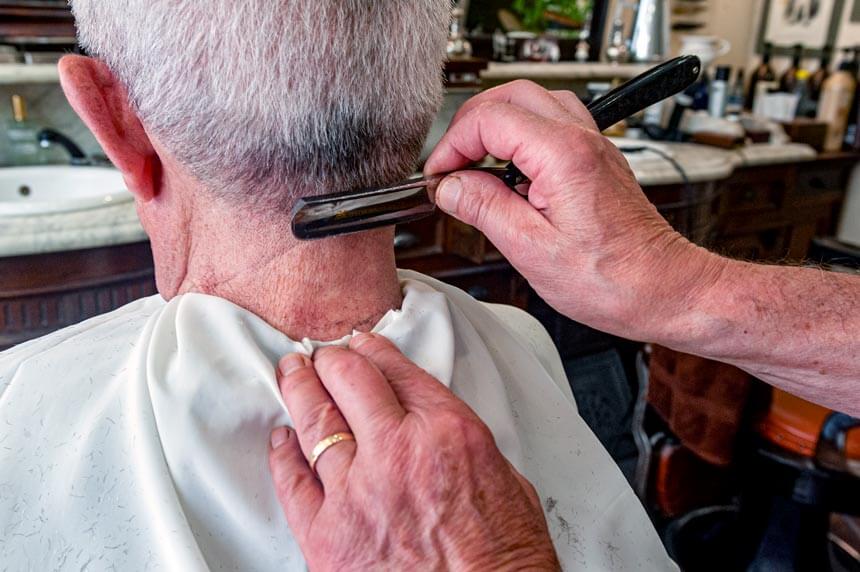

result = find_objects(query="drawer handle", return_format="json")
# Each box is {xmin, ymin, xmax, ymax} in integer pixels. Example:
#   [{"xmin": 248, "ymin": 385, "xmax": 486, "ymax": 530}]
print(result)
[
  {"xmin": 809, "ymin": 177, "xmax": 826, "ymax": 190},
  {"xmin": 393, "ymin": 232, "xmax": 419, "ymax": 250}
]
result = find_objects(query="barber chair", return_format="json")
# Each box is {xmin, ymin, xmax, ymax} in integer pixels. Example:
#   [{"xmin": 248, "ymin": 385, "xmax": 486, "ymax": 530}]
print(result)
[
  {"xmin": 741, "ymin": 391, "xmax": 860, "ymax": 571},
  {"xmin": 633, "ymin": 346, "xmax": 752, "ymax": 516},
  {"xmin": 657, "ymin": 390, "xmax": 860, "ymax": 571}
]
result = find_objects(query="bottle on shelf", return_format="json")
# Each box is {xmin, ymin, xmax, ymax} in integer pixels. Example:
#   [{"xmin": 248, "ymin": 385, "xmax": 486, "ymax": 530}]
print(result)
[
  {"xmin": 709, "ymin": 66, "xmax": 731, "ymax": 118},
  {"xmin": 2, "ymin": 95, "xmax": 49, "ymax": 167},
  {"xmin": 746, "ymin": 42, "xmax": 777, "ymax": 110},
  {"xmin": 817, "ymin": 48, "xmax": 858, "ymax": 151},
  {"xmin": 727, "ymin": 68, "xmax": 745, "ymax": 117},
  {"xmin": 779, "ymin": 43, "xmax": 804, "ymax": 93},
  {"xmin": 809, "ymin": 45, "xmax": 832, "ymax": 102},
  {"xmin": 793, "ymin": 69, "xmax": 816, "ymax": 118}
]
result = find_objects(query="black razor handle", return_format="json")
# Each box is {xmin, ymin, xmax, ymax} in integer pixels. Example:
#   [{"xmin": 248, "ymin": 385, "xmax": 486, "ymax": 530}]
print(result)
[
  {"xmin": 587, "ymin": 55, "xmax": 701, "ymax": 132},
  {"xmin": 501, "ymin": 55, "xmax": 701, "ymax": 185}
]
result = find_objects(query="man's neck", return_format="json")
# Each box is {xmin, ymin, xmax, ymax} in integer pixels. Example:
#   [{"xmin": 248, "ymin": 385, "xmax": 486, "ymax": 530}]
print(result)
[{"xmin": 173, "ymin": 221, "xmax": 402, "ymax": 341}]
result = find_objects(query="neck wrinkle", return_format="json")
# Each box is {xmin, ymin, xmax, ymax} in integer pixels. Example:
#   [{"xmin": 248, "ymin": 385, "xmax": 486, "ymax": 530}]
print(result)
[{"xmin": 176, "ymin": 226, "xmax": 402, "ymax": 341}]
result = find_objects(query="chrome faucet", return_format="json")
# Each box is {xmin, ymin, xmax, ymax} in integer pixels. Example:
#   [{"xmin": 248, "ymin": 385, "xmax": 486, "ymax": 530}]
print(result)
[{"xmin": 36, "ymin": 128, "xmax": 90, "ymax": 165}]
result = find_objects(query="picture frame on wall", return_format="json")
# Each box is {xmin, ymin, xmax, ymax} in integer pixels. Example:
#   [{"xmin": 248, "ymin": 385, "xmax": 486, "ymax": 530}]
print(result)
[
  {"xmin": 834, "ymin": 0, "xmax": 860, "ymax": 49},
  {"xmin": 756, "ymin": 0, "xmax": 843, "ymax": 56}
]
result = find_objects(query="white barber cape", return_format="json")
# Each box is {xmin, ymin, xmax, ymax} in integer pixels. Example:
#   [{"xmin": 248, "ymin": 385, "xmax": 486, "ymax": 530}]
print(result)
[{"xmin": 0, "ymin": 270, "xmax": 674, "ymax": 571}]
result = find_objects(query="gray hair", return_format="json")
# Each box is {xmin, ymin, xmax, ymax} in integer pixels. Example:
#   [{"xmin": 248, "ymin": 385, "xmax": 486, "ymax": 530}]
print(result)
[{"xmin": 71, "ymin": 1, "xmax": 451, "ymax": 212}]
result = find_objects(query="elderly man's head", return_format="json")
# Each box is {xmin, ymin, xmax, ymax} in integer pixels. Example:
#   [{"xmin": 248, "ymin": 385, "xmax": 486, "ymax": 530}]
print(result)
[{"xmin": 64, "ymin": 1, "xmax": 450, "ymax": 211}]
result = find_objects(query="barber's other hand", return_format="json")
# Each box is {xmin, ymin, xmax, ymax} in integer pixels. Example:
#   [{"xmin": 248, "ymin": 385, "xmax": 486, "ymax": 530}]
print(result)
[
  {"xmin": 425, "ymin": 81, "xmax": 725, "ymax": 341},
  {"xmin": 268, "ymin": 334, "xmax": 559, "ymax": 571}
]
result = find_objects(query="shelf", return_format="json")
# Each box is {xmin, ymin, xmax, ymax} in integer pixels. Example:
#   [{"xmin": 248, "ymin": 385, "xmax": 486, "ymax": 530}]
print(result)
[
  {"xmin": 481, "ymin": 62, "xmax": 651, "ymax": 82},
  {"xmin": 0, "ymin": 63, "xmax": 59, "ymax": 84}
]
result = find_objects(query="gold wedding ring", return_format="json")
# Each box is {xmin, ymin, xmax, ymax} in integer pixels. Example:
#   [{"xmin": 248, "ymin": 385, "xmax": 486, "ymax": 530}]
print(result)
[{"xmin": 309, "ymin": 432, "xmax": 355, "ymax": 475}]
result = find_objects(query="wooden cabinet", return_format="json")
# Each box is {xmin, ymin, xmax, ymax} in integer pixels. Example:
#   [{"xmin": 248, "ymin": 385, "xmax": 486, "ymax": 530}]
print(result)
[
  {"xmin": 713, "ymin": 154, "xmax": 854, "ymax": 261},
  {"xmin": 0, "ymin": 1, "xmax": 75, "ymax": 40},
  {"xmin": 0, "ymin": 242, "xmax": 156, "ymax": 350}
]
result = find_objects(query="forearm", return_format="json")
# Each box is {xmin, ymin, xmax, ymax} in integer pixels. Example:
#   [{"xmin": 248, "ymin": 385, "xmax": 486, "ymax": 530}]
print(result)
[{"xmin": 656, "ymin": 254, "xmax": 860, "ymax": 416}]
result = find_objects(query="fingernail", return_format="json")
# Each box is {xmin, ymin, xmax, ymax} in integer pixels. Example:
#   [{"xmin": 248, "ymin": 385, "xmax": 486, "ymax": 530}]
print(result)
[
  {"xmin": 279, "ymin": 353, "xmax": 310, "ymax": 377},
  {"xmin": 436, "ymin": 176, "xmax": 462, "ymax": 214},
  {"xmin": 351, "ymin": 333, "xmax": 375, "ymax": 349},
  {"xmin": 270, "ymin": 426, "xmax": 290, "ymax": 449}
]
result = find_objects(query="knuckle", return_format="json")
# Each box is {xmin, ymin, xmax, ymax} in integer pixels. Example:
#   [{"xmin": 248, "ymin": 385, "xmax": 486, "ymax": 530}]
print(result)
[
  {"xmin": 509, "ymin": 78, "xmax": 543, "ymax": 94},
  {"xmin": 351, "ymin": 332, "xmax": 394, "ymax": 356},
  {"xmin": 460, "ymin": 183, "xmax": 497, "ymax": 228},
  {"xmin": 461, "ymin": 417, "xmax": 494, "ymax": 448},
  {"xmin": 273, "ymin": 463, "xmax": 314, "ymax": 503},
  {"xmin": 471, "ymin": 99, "xmax": 504, "ymax": 120},
  {"xmin": 434, "ymin": 409, "xmax": 493, "ymax": 448},
  {"xmin": 561, "ymin": 126, "xmax": 603, "ymax": 168},
  {"xmin": 298, "ymin": 400, "xmax": 343, "ymax": 439},
  {"xmin": 279, "ymin": 365, "xmax": 319, "ymax": 395},
  {"xmin": 551, "ymin": 89, "xmax": 579, "ymax": 104},
  {"xmin": 316, "ymin": 347, "xmax": 362, "ymax": 379}
]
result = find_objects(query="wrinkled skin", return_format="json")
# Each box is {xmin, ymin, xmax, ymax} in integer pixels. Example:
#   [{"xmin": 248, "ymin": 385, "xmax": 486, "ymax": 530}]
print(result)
[
  {"xmin": 425, "ymin": 80, "xmax": 860, "ymax": 416},
  {"xmin": 268, "ymin": 334, "xmax": 560, "ymax": 571},
  {"xmin": 424, "ymin": 79, "xmax": 724, "ymax": 343}
]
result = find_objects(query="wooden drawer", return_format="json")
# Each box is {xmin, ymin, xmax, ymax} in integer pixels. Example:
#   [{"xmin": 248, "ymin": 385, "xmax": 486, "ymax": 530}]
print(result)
[
  {"xmin": 719, "ymin": 165, "xmax": 796, "ymax": 216},
  {"xmin": 0, "ymin": 242, "xmax": 156, "ymax": 350},
  {"xmin": 721, "ymin": 180, "xmax": 786, "ymax": 214},
  {"xmin": 795, "ymin": 165, "xmax": 848, "ymax": 198}
]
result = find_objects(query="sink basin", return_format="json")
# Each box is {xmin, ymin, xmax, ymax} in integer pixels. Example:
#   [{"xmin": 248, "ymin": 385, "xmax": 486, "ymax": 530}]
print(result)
[{"xmin": 0, "ymin": 166, "xmax": 131, "ymax": 217}]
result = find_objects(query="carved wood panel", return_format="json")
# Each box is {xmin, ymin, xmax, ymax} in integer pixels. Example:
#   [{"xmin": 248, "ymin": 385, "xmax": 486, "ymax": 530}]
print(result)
[{"xmin": 0, "ymin": 241, "xmax": 156, "ymax": 350}]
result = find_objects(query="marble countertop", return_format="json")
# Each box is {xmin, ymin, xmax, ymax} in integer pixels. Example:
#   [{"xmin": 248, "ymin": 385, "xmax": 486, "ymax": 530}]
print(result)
[
  {"xmin": 614, "ymin": 140, "xmax": 817, "ymax": 187},
  {"xmin": 0, "ymin": 201, "xmax": 146, "ymax": 257},
  {"xmin": 0, "ymin": 63, "xmax": 60, "ymax": 84},
  {"xmin": 0, "ymin": 142, "xmax": 819, "ymax": 258}
]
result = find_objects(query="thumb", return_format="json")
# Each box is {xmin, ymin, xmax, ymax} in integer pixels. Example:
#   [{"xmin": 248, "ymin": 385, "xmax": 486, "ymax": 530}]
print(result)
[{"xmin": 435, "ymin": 171, "xmax": 553, "ymax": 257}]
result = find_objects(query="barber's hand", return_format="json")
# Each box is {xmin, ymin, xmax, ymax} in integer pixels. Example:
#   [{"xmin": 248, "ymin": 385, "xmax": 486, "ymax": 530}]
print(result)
[
  {"xmin": 425, "ymin": 81, "xmax": 726, "ymax": 341},
  {"xmin": 268, "ymin": 333, "xmax": 559, "ymax": 571}
]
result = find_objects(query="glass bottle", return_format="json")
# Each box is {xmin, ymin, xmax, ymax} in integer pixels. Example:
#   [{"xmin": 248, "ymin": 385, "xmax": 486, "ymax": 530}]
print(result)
[
  {"xmin": 809, "ymin": 45, "xmax": 832, "ymax": 102},
  {"xmin": 779, "ymin": 44, "xmax": 804, "ymax": 93},
  {"xmin": 727, "ymin": 69, "xmax": 745, "ymax": 117},
  {"xmin": 793, "ymin": 69, "xmax": 816, "ymax": 118},
  {"xmin": 746, "ymin": 42, "xmax": 776, "ymax": 110},
  {"xmin": 817, "ymin": 50, "xmax": 857, "ymax": 151}
]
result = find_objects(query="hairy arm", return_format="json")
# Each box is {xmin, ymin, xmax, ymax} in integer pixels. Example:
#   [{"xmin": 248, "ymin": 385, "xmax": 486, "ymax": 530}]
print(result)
[
  {"xmin": 424, "ymin": 78, "xmax": 859, "ymax": 418},
  {"xmin": 658, "ymin": 255, "xmax": 860, "ymax": 417}
]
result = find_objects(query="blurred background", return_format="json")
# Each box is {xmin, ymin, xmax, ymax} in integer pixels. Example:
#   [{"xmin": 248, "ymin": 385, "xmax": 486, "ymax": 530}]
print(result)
[{"xmin": 0, "ymin": 1, "xmax": 858, "ymax": 570}]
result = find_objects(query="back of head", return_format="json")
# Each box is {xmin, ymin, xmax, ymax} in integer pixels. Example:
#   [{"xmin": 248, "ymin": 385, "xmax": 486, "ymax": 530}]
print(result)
[{"xmin": 72, "ymin": 1, "xmax": 451, "ymax": 212}]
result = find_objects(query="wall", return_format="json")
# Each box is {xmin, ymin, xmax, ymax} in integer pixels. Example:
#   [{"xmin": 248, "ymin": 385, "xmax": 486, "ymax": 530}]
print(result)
[
  {"xmin": 601, "ymin": 0, "xmax": 760, "ymax": 70},
  {"xmin": 0, "ymin": 82, "xmax": 103, "ymax": 165},
  {"xmin": 687, "ymin": 0, "xmax": 761, "ymax": 71},
  {"xmin": 602, "ymin": 0, "xmax": 835, "ymax": 78}
]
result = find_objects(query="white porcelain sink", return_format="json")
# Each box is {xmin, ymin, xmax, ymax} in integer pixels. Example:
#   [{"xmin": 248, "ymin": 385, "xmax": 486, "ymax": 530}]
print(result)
[{"xmin": 0, "ymin": 166, "xmax": 131, "ymax": 217}]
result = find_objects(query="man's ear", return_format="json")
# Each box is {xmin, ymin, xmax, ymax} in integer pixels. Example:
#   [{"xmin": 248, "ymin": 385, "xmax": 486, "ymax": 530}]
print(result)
[{"xmin": 58, "ymin": 54, "xmax": 160, "ymax": 202}]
